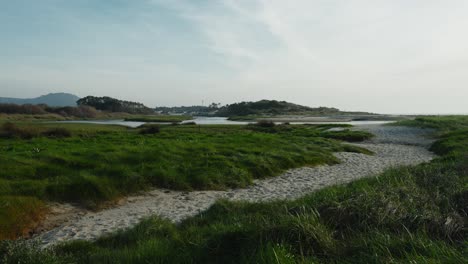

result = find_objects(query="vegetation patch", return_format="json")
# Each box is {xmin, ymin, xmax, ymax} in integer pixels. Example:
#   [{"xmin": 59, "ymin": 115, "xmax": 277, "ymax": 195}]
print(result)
[
  {"xmin": 0, "ymin": 196, "xmax": 46, "ymax": 240},
  {"xmin": 124, "ymin": 115, "xmax": 192, "ymax": 123},
  {"xmin": 395, "ymin": 115, "xmax": 468, "ymax": 132},
  {"xmin": 320, "ymin": 129, "xmax": 374, "ymax": 142},
  {"xmin": 138, "ymin": 124, "xmax": 161, "ymax": 135},
  {"xmin": 0, "ymin": 123, "xmax": 72, "ymax": 139},
  {"xmin": 77, "ymin": 96, "xmax": 153, "ymax": 114}
]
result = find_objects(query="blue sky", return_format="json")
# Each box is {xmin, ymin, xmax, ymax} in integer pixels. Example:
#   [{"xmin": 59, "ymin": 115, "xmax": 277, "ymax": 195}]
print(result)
[{"xmin": 1, "ymin": 0, "xmax": 468, "ymax": 113}]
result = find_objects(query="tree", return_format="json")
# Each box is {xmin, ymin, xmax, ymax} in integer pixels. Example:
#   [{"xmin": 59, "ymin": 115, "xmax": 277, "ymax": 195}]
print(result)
[{"xmin": 77, "ymin": 96, "xmax": 154, "ymax": 114}]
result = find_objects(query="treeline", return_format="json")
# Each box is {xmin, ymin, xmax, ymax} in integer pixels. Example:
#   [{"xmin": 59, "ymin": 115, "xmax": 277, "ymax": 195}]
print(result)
[
  {"xmin": 0, "ymin": 104, "xmax": 98, "ymax": 118},
  {"xmin": 0, "ymin": 95, "xmax": 156, "ymax": 117},
  {"xmin": 77, "ymin": 96, "xmax": 153, "ymax": 114},
  {"xmin": 216, "ymin": 100, "xmax": 341, "ymax": 117},
  {"xmin": 155, "ymin": 103, "xmax": 220, "ymax": 115}
]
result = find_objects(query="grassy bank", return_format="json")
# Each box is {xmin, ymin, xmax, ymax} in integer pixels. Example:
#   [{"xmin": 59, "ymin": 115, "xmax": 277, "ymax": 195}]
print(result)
[
  {"xmin": 123, "ymin": 115, "xmax": 192, "ymax": 122},
  {"xmin": 0, "ymin": 122, "xmax": 371, "ymax": 239},
  {"xmin": 396, "ymin": 115, "xmax": 468, "ymax": 132},
  {"xmin": 2, "ymin": 116, "xmax": 465, "ymax": 263}
]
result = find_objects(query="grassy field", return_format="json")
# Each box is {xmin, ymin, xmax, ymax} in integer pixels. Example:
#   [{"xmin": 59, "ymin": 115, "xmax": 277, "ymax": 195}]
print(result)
[
  {"xmin": 0, "ymin": 122, "xmax": 371, "ymax": 240},
  {"xmin": 1, "ymin": 116, "xmax": 465, "ymax": 263}
]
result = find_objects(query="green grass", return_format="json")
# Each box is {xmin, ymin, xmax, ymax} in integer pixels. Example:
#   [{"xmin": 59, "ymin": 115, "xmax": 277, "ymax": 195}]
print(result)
[
  {"xmin": 396, "ymin": 115, "xmax": 468, "ymax": 132},
  {"xmin": 227, "ymin": 115, "xmax": 267, "ymax": 121},
  {"xmin": 320, "ymin": 129, "xmax": 374, "ymax": 142},
  {"xmin": 3, "ymin": 153, "xmax": 465, "ymax": 263},
  {"xmin": 2, "ymin": 116, "xmax": 465, "ymax": 263},
  {"xmin": 396, "ymin": 115, "xmax": 468, "ymax": 161},
  {"xmin": 0, "ymin": 123, "xmax": 370, "ymax": 213},
  {"xmin": 124, "ymin": 115, "xmax": 192, "ymax": 122}
]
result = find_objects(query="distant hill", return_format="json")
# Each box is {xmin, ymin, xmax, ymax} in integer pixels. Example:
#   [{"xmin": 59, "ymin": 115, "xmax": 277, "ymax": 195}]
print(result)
[
  {"xmin": 0, "ymin": 93, "xmax": 80, "ymax": 107},
  {"xmin": 77, "ymin": 96, "xmax": 154, "ymax": 114},
  {"xmin": 216, "ymin": 100, "xmax": 372, "ymax": 117}
]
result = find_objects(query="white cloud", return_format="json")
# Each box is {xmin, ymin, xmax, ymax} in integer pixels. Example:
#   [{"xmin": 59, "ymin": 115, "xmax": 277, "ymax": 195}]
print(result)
[{"xmin": 3, "ymin": 0, "xmax": 468, "ymax": 113}]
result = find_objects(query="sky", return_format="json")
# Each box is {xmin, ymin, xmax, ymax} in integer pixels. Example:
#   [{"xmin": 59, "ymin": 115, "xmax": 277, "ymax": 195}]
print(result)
[{"xmin": 1, "ymin": 0, "xmax": 467, "ymax": 114}]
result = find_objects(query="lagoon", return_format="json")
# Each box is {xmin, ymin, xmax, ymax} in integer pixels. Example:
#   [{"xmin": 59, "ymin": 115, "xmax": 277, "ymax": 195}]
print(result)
[{"xmin": 55, "ymin": 116, "xmax": 394, "ymax": 128}]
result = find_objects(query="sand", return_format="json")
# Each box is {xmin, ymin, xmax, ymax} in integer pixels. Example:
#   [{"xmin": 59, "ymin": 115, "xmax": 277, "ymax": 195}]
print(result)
[{"xmin": 34, "ymin": 124, "xmax": 435, "ymax": 247}]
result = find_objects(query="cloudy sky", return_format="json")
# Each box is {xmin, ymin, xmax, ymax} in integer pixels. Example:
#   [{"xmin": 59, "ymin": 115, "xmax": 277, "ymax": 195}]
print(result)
[{"xmin": 1, "ymin": 0, "xmax": 467, "ymax": 114}]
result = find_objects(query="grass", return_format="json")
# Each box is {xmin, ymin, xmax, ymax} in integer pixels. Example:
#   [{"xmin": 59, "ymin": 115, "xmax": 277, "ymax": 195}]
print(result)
[
  {"xmin": 0, "ymin": 122, "xmax": 371, "ymax": 240},
  {"xmin": 227, "ymin": 115, "xmax": 267, "ymax": 121},
  {"xmin": 3, "ymin": 152, "xmax": 465, "ymax": 263},
  {"xmin": 0, "ymin": 197, "xmax": 46, "ymax": 240},
  {"xmin": 0, "ymin": 122, "xmax": 73, "ymax": 139},
  {"xmin": 396, "ymin": 116, "xmax": 468, "ymax": 159},
  {"xmin": 2, "ymin": 116, "xmax": 465, "ymax": 263},
  {"xmin": 0, "ymin": 112, "xmax": 192, "ymax": 123},
  {"xmin": 396, "ymin": 115, "xmax": 468, "ymax": 132},
  {"xmin": 124, "ymin": 115, "xmax": 192, "ymax": 122},
  {"xmin": 0, "ymin": 113, "xmax": 67, "ymax": 121},
  {"xmin": 320, "ymin": 129, "xmax": 374, "ymax": 142}
]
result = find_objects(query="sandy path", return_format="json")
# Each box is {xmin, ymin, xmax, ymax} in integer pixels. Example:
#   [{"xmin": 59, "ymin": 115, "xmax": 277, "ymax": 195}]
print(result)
[{"xmin": 35, "ymin": 124, "xmax": 435, "ymax": 247}]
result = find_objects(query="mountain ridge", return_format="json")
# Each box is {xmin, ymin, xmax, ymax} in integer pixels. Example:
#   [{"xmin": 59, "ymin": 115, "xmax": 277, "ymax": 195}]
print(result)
[{"xmin": 0, "ymin": 93, "xmax": 80, "ymax": 107}]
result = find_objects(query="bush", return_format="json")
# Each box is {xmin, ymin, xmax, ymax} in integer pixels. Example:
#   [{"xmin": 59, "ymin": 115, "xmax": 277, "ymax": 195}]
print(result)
[
  {"xmin": 0, "ymin": 196, "xmax": 46, "ymax": 240},
  {"xmin": 256, "ymin": 120, "xmax": 276, "ymax": 128},
  {"xmin": 246, "ymin": 120, "xmax": 282, "ymax": 133},
  {"xmin": 0, "ymin": 122, "xmax": 38, "ymax": 139},
  {"xmin": 46, "ymin": 106, "xmax": 98, "ymax": 118},
  {"xmin": 41, "ymin": 128, "xmax": 72, "ymax": 138},
  {"xmin": 0, "ymin": 104, "xmax": 47, "ymax": 115},
  {"xmin": 0, "ymin": 103, "xmax": 99, "ymax": 118},
  {"xmin": 182, "ymin": 121, "xmax": 197, "ymax": 125},
  {"xmin": 321, "ymin": 130, "xmax": 373, "ymax": 142},
  {"xmin": 139, "ymin": 124, "xmax": 160, "ymax": 135}
]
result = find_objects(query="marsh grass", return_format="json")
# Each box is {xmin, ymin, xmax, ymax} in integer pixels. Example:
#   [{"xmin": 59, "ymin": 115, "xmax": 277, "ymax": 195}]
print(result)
[
  {"xmin": 138, "ymin": 124, "xmax": 160, "ymax": 135},
  {"xmin": 0, "ymin": 122, "xmax": 72, "ymax": 139},
  {"xmin": 395, "ymin": 115, "xmax": 468, "ymax": 132},
  {"xmin": 6, "ymin": 157, "xmax": 465, "ymax": 263},
  {"xmin": 1, "ymin": 116, "xmax": 467, "ymax": 263},
  {"xmin": 0, "ymin": 124, "xmax": 370, "ymax": 210},
  {"xmin": 124, "ymin": 115, "xmax": 192, "ymax": 123},
  {"xmin": 0, "ymin": 197, "xmax": 46, "ymax": 240}
]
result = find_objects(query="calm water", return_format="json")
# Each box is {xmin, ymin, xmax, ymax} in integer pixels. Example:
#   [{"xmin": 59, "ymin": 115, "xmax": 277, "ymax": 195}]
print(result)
[{"xmin": 55, "ymin": 117, "xmax": 394, "ymax": 128}]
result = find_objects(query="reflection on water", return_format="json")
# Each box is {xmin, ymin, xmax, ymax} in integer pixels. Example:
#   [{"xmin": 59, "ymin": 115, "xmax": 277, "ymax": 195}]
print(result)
[{"xmin": 55, "ymin": 117, "xmax": 394, "ymax": 128}]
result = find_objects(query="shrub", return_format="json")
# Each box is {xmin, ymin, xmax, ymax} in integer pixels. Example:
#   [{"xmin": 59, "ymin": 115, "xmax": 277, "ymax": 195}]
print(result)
[
  {"xmin": 0, "ymin": 104, "xmax": 47, "ymax": 115},
  {"xmin": 46, "ymin": 106, "xmax": 98, "ymax": 118},
  {"xmin": 247, "ymin": 120, "xmax": 281, "ymax": 133},
  {"xmin": 182, "ymin": 121, "xmax": 197, "ymax": 125},
  {"xmin": 139, "ymin": 124, "xmax": 160, "ymax": 135},
  {"xmin": 41, "ymin": 128, "xmax": 72, "ymax": 138},
  {"xmin": 256, "ymin": 120, "xmax": 276, "ymax": 128},
  {"xmin": 0, "ymin": 196, "xmax": 46, "ymax": 240},
  {"xmin": 0, "ymin": 122, "xmax": 38, "ymax": 139},
  {"xmin": 321, "ymin": 129, "xmax": 373, "ymax": 142},
  {"xmin": 0, "ymin": 103, "xmax": 99, "ymax": 118}
]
